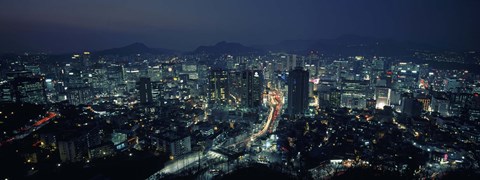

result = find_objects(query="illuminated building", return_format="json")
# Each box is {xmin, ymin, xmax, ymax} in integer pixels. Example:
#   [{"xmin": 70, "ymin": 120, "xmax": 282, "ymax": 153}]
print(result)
[
  {"xmin": 154, "ymin": 132, "xmax": 192, "ymax": 159},
  {"xmin": 67, "ymin": 87, "xmax": 93, "ymax": 106},
  {"xmin": 417, "ymin": 95, "xmax": 431, "ymax": 111},
  {"xmin": 208, "ymin": 69, "xmax": 229, "ymax": 105},
  {"xmin": 88, "ymin": 143, "xmax": 115, "ymax": 159},
  {"xmin": 288, "ymin": 67, "xmax": 309, "ymax": 117},
  {"xmin": 6, "ymin": 71, "xmax": 32, "ymax": 81},
  {"xmin": 340, "ymin": 93, "xmax": 366, "ymax": 109},
  {"xmin": 430, "ymin": 95, "xmax": 450, "ymax": 117},
  {"xmin": 241, "ymin": 70, "xmax": 263, "ymax": 108},
  {"xmin": 0, "ymin": 82, "xmax": 13, "ymax": 102},
  {"xmin": 449, "ymin": 93, "xmax": 471, "ymax": 116},
  {"xmin": 375, "ymin": 86, "xmax": 391, "ymax": 109},
  {"xmin": 24, "ymin": 65, "xmax": 41, "ymax": 75},
  {"xmin": 58, "ymin": 134, "xmax": 88, "ymax": 163},
  {"xmin": 444, "ymin": 78, "xmax": 461, "ymax": 93},
  {"xmin": 137, "ymin": 77, "xmax": 153, "ymax": 104},
  {"xmin": 148, "ymin": 66, "xmax": 162, "ymax": 82},
  {"xmin": 82, "ymin": 51, "xmax": 91, "ymax": 68},
  {"xmin": 10, "ymin": 76, "xmax": 47, "ymax": 104}
]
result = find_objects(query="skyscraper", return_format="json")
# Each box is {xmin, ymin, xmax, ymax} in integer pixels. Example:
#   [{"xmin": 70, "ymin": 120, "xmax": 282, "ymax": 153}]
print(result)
[
  {"xmin": 208, "ymin": 69, "xmax": 229, "ymax": 105},
  {"xmin": 241, "ymin": 70, "xmax": 263, "ymax": 108},
  {"xmin": 137, "ymin": 77, "xmax": 153, "ymax": 104},
  {"xmin": 10, "ymin": 76, "xmax": 47, "ymax": 104},
  {"xmin": 288, "ymin": 67, "xmax": 309, "ymax": 117},
  {"xmin": 375, "ymin": 86, "xmax": 391, "ymax": 109}
]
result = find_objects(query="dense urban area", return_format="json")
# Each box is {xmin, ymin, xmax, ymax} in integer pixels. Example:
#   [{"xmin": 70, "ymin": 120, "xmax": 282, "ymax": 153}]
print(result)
[{"xmin": 1, "ymin": 39, "xmax": 480, "ymax": 179}]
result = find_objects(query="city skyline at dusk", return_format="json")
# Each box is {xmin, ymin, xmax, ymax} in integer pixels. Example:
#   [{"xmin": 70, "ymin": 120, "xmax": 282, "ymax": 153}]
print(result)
[{"xmin": 1, "ymin": 1, "xmax": 480, "ymax": 180}]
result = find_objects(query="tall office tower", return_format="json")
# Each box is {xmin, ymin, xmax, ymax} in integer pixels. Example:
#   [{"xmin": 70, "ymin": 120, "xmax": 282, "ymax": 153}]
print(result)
[
  {"xmin": 137, "ymin": 77, "xmax": 153, "ymax": 104},
  {"xmin": 264, "ymin": 62, "xmax": 273, "ymax": 80},
  {"xmin": 285, "ymin": 54, "xmax": 301, "ymax": 71},
  {"xmin": 227, "ymin": 70, "xmax": 242, "ymax": 101},
  {"xmin": 107, "ymin": 65, "xmax": 124, "ymax": 80},
  {"xmin": 66, "ymin": 69, "xmax": 87, "ymax": 88},
  {"xmin": 375, "ymin": 86, "xmax": 391, "ymax": 109},
  {"xmin": 208, "ymin": 69, "xmax": 229, "ymax": 105},
  {"xmin": 106, "ymin": 65, "xmax": 125, "ymax": 94},
  {"xmin": 401, "ymin": 96, "xmax": 422, "ymax": 117},
  {"xmin": 288, "ymin": 67, "xmax": 309, "ymax": 117},
  {"xmin": 82, "ymin": 52, "xmax": 91, "ymax": 68},
  {"xmin": 241, "ymin": 70, "xmax": 264, "ymax": 108},
  {"xmin": 148, "ymin": 66, "xmax": 162, "ymax": 82}
]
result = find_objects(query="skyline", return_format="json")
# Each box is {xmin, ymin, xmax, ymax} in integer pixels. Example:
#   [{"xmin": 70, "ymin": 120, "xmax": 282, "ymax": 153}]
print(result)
[
  {"xmin": 1, "ymin": 0, "xmax": 480, "ymax": 53},
  {"xmin": 1, "ymin": 1, "xmax": 480, "ymax": 179}
]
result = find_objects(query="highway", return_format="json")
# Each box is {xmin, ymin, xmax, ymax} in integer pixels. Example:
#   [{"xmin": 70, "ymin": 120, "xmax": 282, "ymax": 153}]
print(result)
[
  {"xmin": 0, "ymin": 112, "xmax": 57, "ymax": 147},
  {"xmin": 252, "ymin": 90, "xmax": 282, "ymax": 140},
  {"xmin": 148, "ymin": 90, "xmax": 284, "ymax": 178},
  {"xmin": 227, "ymin": 90, "xmax": 283, "ymax": 148},
  {"xmin": 268, "ymin": 91, "xmax": 282, "ymax": 133}
]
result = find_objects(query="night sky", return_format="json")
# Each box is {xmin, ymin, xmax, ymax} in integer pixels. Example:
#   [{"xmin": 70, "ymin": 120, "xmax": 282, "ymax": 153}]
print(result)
[{"xmin": 1, "ymin": 0, "xmax": 479, "ymax": 53}]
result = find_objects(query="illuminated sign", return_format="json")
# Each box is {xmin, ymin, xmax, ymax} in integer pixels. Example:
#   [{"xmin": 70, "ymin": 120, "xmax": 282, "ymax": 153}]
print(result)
[{"xmin": 309, "ymin": 78, "xmax": 320, "ymax": 84}]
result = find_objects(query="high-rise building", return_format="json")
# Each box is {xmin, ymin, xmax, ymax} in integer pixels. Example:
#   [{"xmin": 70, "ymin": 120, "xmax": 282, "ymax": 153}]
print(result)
[
  {"xmin": 6, "ymin": 71, "xmax": 32, "ymax": 81},
  {"xmin": 57, "ymin": 133, "xmax": 88, "ymax": 163},
  {"xmin": 82, "ymin": 52, "xmax": 91, "ymax": 68},
  {"xmin": 228, "ymin": 71, "xmax": 242, "ymax": 99},
  {"xmin": 58, "ymin": 140, "xmax": 78, "ymax": 162},
  {"xmin": 10, "ymin": 76, "xmax": 47, "ymax": 104},
  {"xmin": 401, "ymin": 96, "xmax": 422, "ymax": 117},
  {"xmin": 66, "ymin": 69, "xmax": 87, "ymax": 88},
  {"xmin": 416, "ymin": 95, "xmax": 431, "ymax": 112},
  {"xmin": 0, "ymin": 82, "xmax": 13, "ymax": 103},
  {"xmin": 431, "ymin": 95, "xmax": 450, "ymax": 117},
  {"xmin": 449, "ymin": 93, "xmax": 471, "ymax": 116},
  {"xmin": 67, "ymin": 87, "xmax": 93, "ymax": 106},
  {"xmin": 147, "ymin": 66, "xmax": 162, "ymax": 82},
  {"xmin": 153, "ymin": 132, "xmax": 192, "ymax": 159},
  {"xmin": 340, "ymin": 93, "xmax": 366, "ymax": 109},
  {"xmin": 24, "ymin": 65, "xmax": 41, "ymax": 75},
  {"xmin": 137, "ymin": 77, "xmax": 153, "ymax": 104},
  {"xmin": 444, "ymin": 78, "xmax": 461, "ymax": 93},
  {"xmin": 241, "ymin": 70, "xmax": 264, "ymax": 108},
  {"xmin": 106, "ymin": 65, "xmax": 125, "ymax": 94},
  {"xmin": 208, "ymin": 69, "xmax": 229, "ymax": 104},
  {"xmin": 375, "ymin": 86, "xmax": 391, "ymax": 109},
  {"xmin": 288, "ymin": 67, "xmax": 309, "ymax": 117}
]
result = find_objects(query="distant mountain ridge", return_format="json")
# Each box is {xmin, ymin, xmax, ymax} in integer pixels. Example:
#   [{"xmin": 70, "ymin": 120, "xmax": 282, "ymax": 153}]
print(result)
[
  {"xmin": 95, "ymin": 42, "xmax": 176, "ymax": 56},
  {"xmin": 256, "ymin": 35, "xmax": 444, "ymax": 56},
  {"xmin": 192, "ymin": 41, "xmax": 264, "ymax": 56},
  {"xmin": 0, "ymin": 36, "xmax": 455, "ymax": 57}
]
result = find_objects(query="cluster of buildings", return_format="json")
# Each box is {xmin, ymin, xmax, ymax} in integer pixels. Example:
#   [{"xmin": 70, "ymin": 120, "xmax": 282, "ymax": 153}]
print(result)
[{"xmin": 0, "ymin": 49, "xmax": 479, "ymax": 179}]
